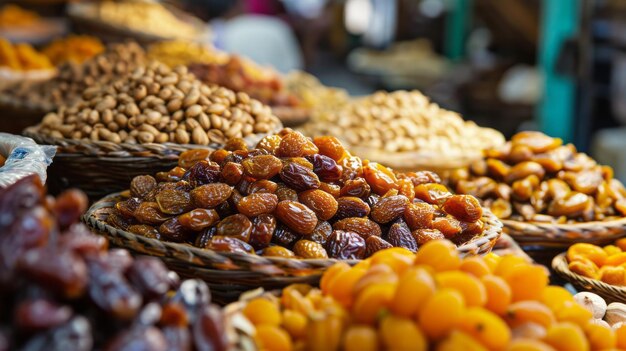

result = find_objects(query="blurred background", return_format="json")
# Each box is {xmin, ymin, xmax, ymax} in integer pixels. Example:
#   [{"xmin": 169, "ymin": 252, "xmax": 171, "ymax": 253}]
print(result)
[{"xmin": 2, "ymin": 0, "xmax": 626, "ymax": 177}]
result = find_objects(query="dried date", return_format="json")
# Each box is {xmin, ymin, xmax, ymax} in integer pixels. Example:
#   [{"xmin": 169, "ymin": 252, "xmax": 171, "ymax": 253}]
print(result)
[
  {"xmin": 190, "ymin": 183, "xmax": 233, "ymax": 208},
  {"xmin": 249, "ymin": 214, "xmax": 277, "ymax": 250},
  {"xmin": 298, "ymin": 189, "xmax": 338, "ymax": 221},
  {"xmin": 332, "ymin": 217, "xmax": 381, "ymax": 239},
  {"xmin": 275, "ymin": 201, "xmax": 318, "ymax": 234},
  {"xmin": 216, "ymin": 214, "xmax": 252, "ymax": 242},
  {"xmin": 370, "ymin": 195, "xmax": 409, "ymax": 223},
  {"xmin": 334, "ymin": 197, "xmax": 370, "ymax": 220},
  {"xmin": 236, "ymin": 193, "xmax": 278, "ymax": 217},
  {"xmin": 325, "ymin": 230, "xmax": 365, "ymax": 260},
  {"xmin": 279, "ymin": 162, "xmax": 320, "ymax": 191}
]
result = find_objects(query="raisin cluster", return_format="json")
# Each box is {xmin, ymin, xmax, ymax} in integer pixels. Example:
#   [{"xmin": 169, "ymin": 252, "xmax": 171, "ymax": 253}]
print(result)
[
  {"xmin": 109, "ymin": 130, "xmax": 487, "ymax": 260},
  {"xmin": 0, "ymin": 176, "xmax": 228, "ymax": 351}
]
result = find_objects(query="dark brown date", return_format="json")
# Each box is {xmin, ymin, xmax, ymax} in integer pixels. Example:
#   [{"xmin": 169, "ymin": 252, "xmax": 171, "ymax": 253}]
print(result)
[{"xmin": 325, "ymin": 230, "xmax": 366, "ymax": 260}]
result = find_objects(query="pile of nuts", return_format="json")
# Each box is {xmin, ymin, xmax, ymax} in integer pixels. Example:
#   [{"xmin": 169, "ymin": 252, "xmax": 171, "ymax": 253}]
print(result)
[
  {"xmin": 449, "ymin": 131, "xmax": 626, "ymax": 223},
  {"xmin": 284, "ymin": 71, "xmax": 349, "ymax": 111},
  {"xmin": 34, "ymin": 60, "xmax": 281, "ymax": 145},
  {"xmin": 240, "ymin": 240, "xmax": 626, "ymax": 350},
  {"xmin": 568, "ymin": 241, "xmax": 626, "ymax": 286},
  {"xmin": 0, "ymin": 175, "xmax": 229, "ymax": 350},
  {"xmin": 107, "ymin": 130, "xmax": 492, "ymax": 260},
  {"xmin": 301, "ymin": 90, "xmax": 504, "ymax": 156},
  {"xmin": 0, "ymin": 42, "xmax": 146, "ymax": 111}
]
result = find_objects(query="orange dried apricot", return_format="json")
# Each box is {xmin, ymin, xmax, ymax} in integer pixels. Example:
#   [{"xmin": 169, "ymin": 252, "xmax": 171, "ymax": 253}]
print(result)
[
  {"xmin": 505, "ymin": 301, "xmax": 555, "ymax": 329},
  {"xmin": 390, "ymin": 266, "xmax": 436, "ymax": 317},
  {"xmin": 604, "ymin": 245, "xmax": 622, "ymax": 257},
  {"xmin": 352, "ymin": 283, "xmax": 396, "ymax": 325},
  {"xmin": 320, "ymin": 262, "xmax": 351, "ymax": 294},
  {"xmin": 380, "ymin": 315, "xmax": 427, "ymax": 351},
  {"xmin": 255, "ymin": 324, "xmax": 293, "ymax": 351},
  {"xmin": 369, "ymin": 247, "xmax": 415, "ymax": 275},
  {"xmin": 282, "ymin": 309, "xmax": 307, "ymax": 339},
  {"xmin": 616, "ymin": 238, "xmax": 626, "ymax": 252},
  {"xmin": 414, "ymin": 240, "xmax": 461, "ymax": 272},
  {"xmin": 481, "ymin": 274, "xmax": 512, "ymax": 315},
  {"xmin": 460, "ymin": 257, "xmax": 491, "ymax": 278},
  {"xmin": 567, "ymin": 243, "xmax": 608, "ymax": 267},
  {"xmin": 436, "ymin": 331, "xmax": 487, "ymax": 351},
  {"xmin": 615, "ymin": 323, "xmax": 626, "ymax": 349},
  {"xmin": 599, "ymin": 265, "xmax": 626, "ymax": 285},
  {"xmin": 419, "ymin": 289, "xmax": 465, "ymax": 340},
  {"xmin": 511, "ymin": 322, "xmax": 548, "ymax": 340},
  {"xmin": 458, "ymin": 307, "xmax": 511, "ymax": 350},
  {"xmin": 343, "ymin": 325, "xmax": 378, "ymax": 351},
  {"xmin": 541, "ymin": 286, "xmax": 574, "ymax": 312},
  {"xmin": 568, "ymin": 258, "xmax": 600, "ymax": 279},
  {"xmin": 243, "ymin": 298, "xmax": 281, "ymax": 326},
  {"xmin": 506, "ymin": 339, "xmax": 556, "ymax": 351},
  {"xmin": 584, "ymin": 321, "xmax": 616, "ymax": 350},
  {"xmin": 483, "ymin": 252, "xmax": 501, "ymax": 272},
  {"xmin": 436, "ymin": 271, "xmax": 486, "ymax": 307},
  {"xmin": 544, "ymin": 322, "xmax": 589, "ymax": 351},
  {"xmin": 494, "ymin": 255, "xmax": 527, "ymax": 278},
  {"xmin": 325, "ymin": 266, "xmax": 367, "ymax": 308},
  {"xmin": 553, "ymin": 300, "xmax": 593, "ymax": 326},
  {"xmin": 605, "ymin": 253, "xmax": 626, "ymax": 266},
  {"xmin": 504, "ymin": 264, "xmax": 549, "ymax": 302},
  {"xmin": 353, "ymin": 264, "xmax": 398, "ymax": 295}
]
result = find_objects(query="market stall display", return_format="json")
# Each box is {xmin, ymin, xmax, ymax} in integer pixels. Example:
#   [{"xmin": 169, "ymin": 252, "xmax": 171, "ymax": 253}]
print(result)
[
  {"xmin": 300, "ymin": 90, "xmax": 505, "ymax": 171},
  {"xmin": 0, "ymin": 38, "xmax": 56, "ymax": 91},
  {"xmin": 0, "ymin": 175, "xmax": 241, "ymax": 350},
  {"xmin": 231, "ymin": 239, "xmax": 626, "ymax": 350},
  {"xmin": 450, "ymin": 131, "xmax": 626, "ymax": 247},
  {"xmin": 68, "ymin": 0, "xmax": 205, "ymax": 44},
  {"xmin": 85, "ymin": 130, "xmax": 501, "ymax": 301}
]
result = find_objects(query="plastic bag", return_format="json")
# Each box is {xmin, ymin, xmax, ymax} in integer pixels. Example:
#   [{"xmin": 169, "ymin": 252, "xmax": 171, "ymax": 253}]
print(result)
[{"xmin": 0, "ymin": 133, "xmax": 56, "ymax": 188}]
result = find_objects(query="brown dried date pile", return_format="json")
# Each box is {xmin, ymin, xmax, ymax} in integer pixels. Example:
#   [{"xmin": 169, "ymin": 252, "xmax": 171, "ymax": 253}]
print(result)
[
  {"xmin": 449, "ymin": 131, "xmax": 626, "ymax": 223},
  {"xmin": 0, "ymin": 176, "xmax": 229, "ymax": 351},
  {"xmin": 109, "ymin": 129, "xmax": 488, "ymax": 260}
]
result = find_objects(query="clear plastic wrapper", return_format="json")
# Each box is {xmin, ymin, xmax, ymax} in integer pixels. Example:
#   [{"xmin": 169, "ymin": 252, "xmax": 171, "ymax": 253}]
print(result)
[{"xmin": 0, "ymin": 133, "xmax": 55, "ymax": 187}]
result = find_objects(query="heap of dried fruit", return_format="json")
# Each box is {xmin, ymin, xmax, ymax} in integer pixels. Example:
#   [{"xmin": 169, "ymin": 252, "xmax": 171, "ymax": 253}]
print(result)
[
  {"xmin": 107, "ymin": 130, "xmax": 494, "ymax": 259},
  {"xmin": 300, "ymin": 90, "xmax": 504, "ymax": 157},
  {"xmin": 450, "ymin": 131, "xmax": 626, "ymax": 223},
  {"xmin": 31, "ymin": 60, "xmax": 281, "ymax": 145},
  {"xmin": 41, "ymin": 35, "xmax": 105, "ymax": 65},
  {"xmin": 0, "ymin": 175, "xmax": 229, "ymax": 350},
  {"xmin": 71, "ymin": 1, "xmax": 199, "ymax": 40},
  {"xmin": 0, "ymin": 4, "xmax": 40, "ymax": 28},
  {"xmin": 0, "ymin": 42, "xmax": 146, "ymax": 111},
  {"xmin": 0, "ymin": 38, "xmax": 53, "ymax": 71},
  {"xmin": 567, "ymin": 240, "xmax": 626, "ymax": 286},
  {"xmin": 240, "ymin": 240, "xmax": 626, "ymax": 351}
]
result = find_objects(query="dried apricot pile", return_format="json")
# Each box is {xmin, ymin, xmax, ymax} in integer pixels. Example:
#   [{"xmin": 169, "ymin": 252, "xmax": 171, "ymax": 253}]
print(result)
[
  {"xmin": 450, "ymin": 131, "xmax": 626, "ymax": 223},
  {"xmin": 108, "ymin": 130, "xmax": 491, "ymax": 259},
  {"xmin": 242, "ymin": 240, "xmax": 626, "ymax": 351},
  {"xmin": 567, "ymin": 240, "xmax": 626, "ymax": 285}
]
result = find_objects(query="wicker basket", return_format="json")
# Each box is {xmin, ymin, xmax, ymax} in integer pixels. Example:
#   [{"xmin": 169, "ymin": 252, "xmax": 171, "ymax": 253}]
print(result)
[
  {"xmin": 552, "ymin": 253, "xmax": 626, "ymax": 303},
  {"xmin": 23, "ymin": 127, "xmax": 272, "ymax": 199},
  {"xmin": 502, "ymin": 217, "xmax": 626, "ymax": 248},
  {"xmin": 84, "ymin": 192, "xmax": 503, "ymax": 304}
]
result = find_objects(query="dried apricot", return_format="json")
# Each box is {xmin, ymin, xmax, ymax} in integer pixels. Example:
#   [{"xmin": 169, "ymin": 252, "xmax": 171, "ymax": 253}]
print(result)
[
  {"xmin": 481, "ymin": 275, "xmax": 511, "ymax": 315},
  {"xmin": 505, "ymin": 301, "xmax": 555, "ymax": 329},
  {"xmin": 436, "ymin": 271, "xmax": 486, "ymax": 307},
  {"xmin": 436, "ymin": 331, "xmax": 488, "ymax": 351},
  {"xmin": 244, "ymin": 298, "xmax": 281, "ymax": 326},
  {"xmin": 380, "ymin": 315, "xmax": 427, "ymax": 351},
  {"xmin": 255, "ymin": 325, "xmax": 293, "ymax": 351},
  {"xmin": 343, "ymin": 325, "xmax": 378, "ymax": 351},
  {"xmin": 390, "ymin": 266, "xmax": 435, "ymax": 317},
  {"xmin": 584, "ymin": 321, "xmax": 616, "ymax": 350},
  {"xmin": 419, "ymin": 289, "xmax": 465, "ymax": 339},
  {"xmin": 313, "ymin": 136, "xmax": 347, "ymax": 161},
  {"xmin": 457, "ymin": 307, "xmax": 511, "ymax": 350},
  {"xmin": 544, "ymin": 322, "xmax": 589, "ymax": 351},
  {"xmin": 506, "ymin": 339, "xmax": 555, "ymax": 351},
  {"xmin": 567, "ymin": 243, "xmax": 608, "ymax": 267},
  {"xmin": 504, "ymin": 264, "xmax": 549, "ymax": 302},
  {"xmin": 460, "ymin": 257, "xmax": 491, "ymax": 277},
  {"xmin": 352, "ymin": 283, "xmax": 396, "ymax": 325},
  {"xmin": 363, "ymin": 162, "xmax": 399, "ymax": 196},
  {"xmin": 414, "ymin": 240, "xmax": 461, "ymax": 272}
]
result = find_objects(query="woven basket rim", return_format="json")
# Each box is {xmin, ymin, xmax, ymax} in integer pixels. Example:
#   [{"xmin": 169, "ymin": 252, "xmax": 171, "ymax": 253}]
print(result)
[
  {"xmin": 84, "ymin": 192, "xmax": 502, "ymax": 275},
  {"xmin": 24, "ymin": 126, "xmax": 281, "ymax": 158},
  {"xmin": 502, "ymin": 216, "xmax": 626, "ymax": 230},
  {"xmin": 552, "ymin": 252, "xmax": 626, "ymax": 299}
]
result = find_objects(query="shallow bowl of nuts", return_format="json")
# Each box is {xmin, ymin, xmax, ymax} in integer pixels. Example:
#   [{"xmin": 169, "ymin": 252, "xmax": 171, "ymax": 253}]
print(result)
[
  {"xmin": 449, "ymin": 131, "xmax": 626, "ymax": 248},
  {"xmin": 84, "ymin": 130, "xmax": 502, "ymax": 300},
  {"xmin": 23, "ymin": 61, "xmax": 282, "ymax": 199}
]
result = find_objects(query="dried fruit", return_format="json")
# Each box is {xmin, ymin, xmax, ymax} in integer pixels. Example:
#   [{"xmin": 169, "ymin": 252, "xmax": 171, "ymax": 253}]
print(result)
[
  {"xmin": 216, "ymin": 214, "xmax": 252, "ymax": 242},
  {"xmin": 279, "ymin": 162, "xmax": 321, "ymax": 191},
  {"xmin": 298, "ymin": 189, "xmax": 338, "ymax": 221},
  {"xmin": 236, "ymin": 193, "xmax": 278, "ymax": 217},
  {"xmin": 156, "ymin": 188, "xmax": 191, "ymax": 215},
  {"xmin": 442, "ymin": 195, "xmax": 483, "ymax": 222},
  {"xmin": 178, "ymin": 209, "xmax": 219, "ymax": 231},
  {"xmin": 334, "ymin": 197, "xmax": 370, "ymax": 220},
  {"xmin": 190, "ymin": 183, "xmax": 233, "ymax": 208},
  {"xmin": 370, "ymin": 195, "xmax": 409, "ymax": 223},
  {"xmin": 333, "ymin": 217, "xmax": 382, "ymax": 239},
  {"xmin": 293, "ymin": 240, "xmax": 328, "ymax": 258},
  {"xmin": 275, "ymin": 201, "xmax": 318, "ymax": 235},
  {"xmin": 325, "ymin": 230, "xmax": 366, "ymax": 259},
  {"xmin": 249, "ymin": 214, "xmax": 277, "ymax": 250},
  {"xmin": 241, "ymin": 155, "xmax": 283, "ymax": 179}
]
